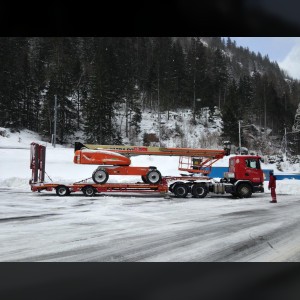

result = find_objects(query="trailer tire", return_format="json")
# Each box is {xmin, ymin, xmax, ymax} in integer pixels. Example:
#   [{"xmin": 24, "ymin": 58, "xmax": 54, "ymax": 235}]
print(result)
[
  {"xmin": 82, "ymin": 185, "xmax": 96, "ymax": 197},
  {"xmin": 92, "ymin": 168, "xmax": 109, "ymax": 184},
  {"xmin": 191, "ymin": 183, "xmax": 208, "ymax": 198},
  {"xmin": 146, "ymin": 169, "xmax": 162, "ymax": 184},
  {"xmin": 236, "ymin": 183, "xmax": 252, "ymax": 198},
  {"xmin": 173, "ymin": 183, "xmax": 189, "ymax": 198},
  {"xmin": 56, "ymin": 185, "xmax": 70, "ymax": 196}
]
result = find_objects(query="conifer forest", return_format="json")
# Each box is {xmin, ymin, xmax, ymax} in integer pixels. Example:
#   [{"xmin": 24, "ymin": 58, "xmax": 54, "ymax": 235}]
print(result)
[{"xmin": 1, "ymin": 37, "xmax": 300, "ymax": 150}]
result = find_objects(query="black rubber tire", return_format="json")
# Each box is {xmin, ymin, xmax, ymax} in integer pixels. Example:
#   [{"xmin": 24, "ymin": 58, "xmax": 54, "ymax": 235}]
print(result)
[
  {"xmin": 92, "ymin": 168, "xmax": 109, "ymax": 184},
  {"xmin": 169, "ymin": 181, "xmax": 183, "ymax": 193},
  {"xmin": 191, "ymin": 183, "xmax": 208, "ymax": 198},
  {"xmin": 169, "ymin": 183, "xmax": 175, "ymax": 193},
  {"xmin": 56, "ymin": 185, "xmax": 70, "ymax": 197},
  {"xmin": 146, "ymin": 169, "xmax": 162, "ymax": 184},
  {"xmin": 141, "ymin": 175, "xmax": 147, "ymax": 183},
  {"xmin": 236, "ymin": 183, "xmax": 252, "ymax": 198},
  {"xmin": 173, "ymin": 183, "xmax": 189, "ymax": 198},
  {"xmin": 82, "ymin": 185, "xmax": 96, "ymax": 197}
]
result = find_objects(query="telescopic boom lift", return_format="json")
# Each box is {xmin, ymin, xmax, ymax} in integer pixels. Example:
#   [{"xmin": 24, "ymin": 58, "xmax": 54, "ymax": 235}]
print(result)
[{"xmin": 74, "ymin": 142, "xmax": 231, "ymax": 184}]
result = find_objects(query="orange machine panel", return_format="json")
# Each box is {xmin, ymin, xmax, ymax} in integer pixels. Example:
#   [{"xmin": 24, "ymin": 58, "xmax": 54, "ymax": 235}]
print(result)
[{"xmin": 74, "ymin": 149, "xmax": 131, "ymax": 166}]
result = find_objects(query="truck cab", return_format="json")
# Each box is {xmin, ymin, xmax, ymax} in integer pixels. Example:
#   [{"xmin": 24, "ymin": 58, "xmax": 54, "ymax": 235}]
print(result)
[
  {"xmin": 225, "ymin": 155, "xmax": 264, "ymax": 197},
  {"xmin": 230, "ymin": 155, "xmax": 264, "ymax": 183}
]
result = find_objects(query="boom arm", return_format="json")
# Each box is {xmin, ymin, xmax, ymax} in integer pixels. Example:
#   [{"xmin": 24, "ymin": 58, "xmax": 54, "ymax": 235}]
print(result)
[
  {"xmin": 74, "ymin": 142, "xmax": 230, "ymax": 158},
  {"xmin": 74, "ymin": 142, "xmax": 231, "ymax": 175}
]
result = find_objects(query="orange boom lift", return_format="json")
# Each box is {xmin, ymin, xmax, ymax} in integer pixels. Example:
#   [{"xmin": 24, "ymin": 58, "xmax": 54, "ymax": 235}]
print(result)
[{"xmin": 74, "ymin": 142, "xmax": 231, "ymax": 184}]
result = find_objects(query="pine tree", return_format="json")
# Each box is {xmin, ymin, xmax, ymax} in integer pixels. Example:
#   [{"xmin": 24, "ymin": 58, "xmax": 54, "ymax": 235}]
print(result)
[
  {"xmin": 211, "ymin": 48, "xmax": 229, "ymax": 110},
  {"xmin": 83, "ymin": 37, "xmax": 122, "ymax": 144},
  {"xmin": 221, "ymin": 80, "xmax": 240, "ymax": 145}
]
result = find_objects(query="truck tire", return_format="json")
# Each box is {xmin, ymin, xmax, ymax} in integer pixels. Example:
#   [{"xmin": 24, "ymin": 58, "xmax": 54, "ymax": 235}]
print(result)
[
  {"xmin": 146, "ymin": 169, "xmax": 162, "ymax": 184},
  {"xmin": 173, "ymin": 183, "xmax": 189, "ymax": 198},
  {"xmin": 236, "ymin": 183, "xmax": 252, "ymax": 198},
  {"xmin": 92, "ymin": 168, "xmax": 109, "ymax": 184},
  {"xmin": 169, "ymin": 181, "xmax": 183, "ymax": 193},
  {"xmin": 56, "ymin": 185, "xmax": 70, "ymax": 196},
  {"xmin": 82, "ymin": 185, "xmax": 96, "ymax": 197},
  {"xmin": 191, "ymin": 183, "xmax": 208, "ymax": 198}
]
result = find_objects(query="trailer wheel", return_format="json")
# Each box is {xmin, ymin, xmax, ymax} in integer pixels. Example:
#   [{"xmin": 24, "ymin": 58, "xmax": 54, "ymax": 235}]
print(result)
[
  {"xmin": 146, "ymin": 169, "xmax": 162, "ymax": 184},
  {"xmin": 56, "ymin": 185, "xmax": 70, "ymax": 197},
  {"xmin": 191, "ymin": 183, "xmax": 208, "ymax": 198},
  {"xmin": 236, "ymin": 183, "xmax": 252, "ymax": 198},
  {"xmin": 82, "ymin": 185, "xmax": 96, "ymax": 197},
  {"xmin": 173, "ymin": 183, "xmax": 189, "ymax": 198},
  {"xmin": 92, "ymin": 168, "xmax": 109, "ymax": 184}
]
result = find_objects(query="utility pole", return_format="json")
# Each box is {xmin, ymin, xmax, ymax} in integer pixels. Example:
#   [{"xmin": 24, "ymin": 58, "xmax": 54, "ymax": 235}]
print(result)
[
  {"xmin": 238, "ymin": 120, "xmax": 241, "ymax": 155},
  {"xmin": 284, "ymin": 127, "xmax": 287, "ymax": 158},
  {"xmin": 193, "ymin": 68, "xmax": 196, "ymax": 121},
  {"xmin": 157, "ymin": 64, "xmax": 161, "ymax": 147},
  {"xmin": 53, "ymin": 95, "xmax": 57, "ymax": 148},
  {"xmin": 192, "ymin": 39, "xmax": 197, "ymax": 122},
  {"xmin": 264, "ymin": 84, "xmax": 267, "ymax": 138}
]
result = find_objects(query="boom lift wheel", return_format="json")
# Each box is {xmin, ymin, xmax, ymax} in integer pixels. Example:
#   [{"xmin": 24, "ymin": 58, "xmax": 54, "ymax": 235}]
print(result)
[
  {"xmin": 141, "ymin": 175, "xmax": 147, "ymax": 183},
  {"xmin": 191, "ymin": 183, "xmax": 208, "ymax": 198},
  {"xmin": 82, "ymin": 185, "xmax": 96, "ymax": 197},
  {"xmin": 173, "ymin": 183, "xmax": 189, "ymax": 198},
  {"xmin": 146, "ymin": 169, "xmax": 162, "ymax": 184},
  {"xmin": 92, "ymin": 168, "xmax": 109, "ymax": 184},
  {"xmin": 56, "ymin": 185, "xmax": 70, "ymax": 196}
]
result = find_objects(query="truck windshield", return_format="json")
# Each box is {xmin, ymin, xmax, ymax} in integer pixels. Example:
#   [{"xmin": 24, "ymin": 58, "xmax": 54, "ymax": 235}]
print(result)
[{"xmin": 245, "ymin": 159, "xmax": 260, "ymax": 169}]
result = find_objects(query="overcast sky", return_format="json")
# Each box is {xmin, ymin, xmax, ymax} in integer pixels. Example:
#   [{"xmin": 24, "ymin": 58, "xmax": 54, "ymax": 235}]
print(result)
[{"xmin": 230, "ymin": 37, "xmax": 300, "ymax": 80}]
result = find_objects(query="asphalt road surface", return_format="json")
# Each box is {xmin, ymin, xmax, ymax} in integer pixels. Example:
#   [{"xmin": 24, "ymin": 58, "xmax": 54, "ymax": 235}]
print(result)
[{"xmin": 1, "ymin": 188, "xmax": 300, "ymax": 261}]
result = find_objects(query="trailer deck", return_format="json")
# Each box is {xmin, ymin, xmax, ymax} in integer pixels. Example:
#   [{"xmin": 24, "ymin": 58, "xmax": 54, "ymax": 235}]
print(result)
[{"xmin": 30, "ymin": 180, "xmax": 169, "ymax": 196}]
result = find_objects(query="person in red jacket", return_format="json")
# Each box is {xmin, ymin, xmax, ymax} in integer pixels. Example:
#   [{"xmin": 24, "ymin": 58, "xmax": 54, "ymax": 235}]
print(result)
[{"xmin": 268, "ymin": 170, "xmax": 277, "ymax": 203}]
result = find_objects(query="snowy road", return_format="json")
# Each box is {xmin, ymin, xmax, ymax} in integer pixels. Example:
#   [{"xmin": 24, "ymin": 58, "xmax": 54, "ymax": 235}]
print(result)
[{"xmin": 1, "ymin": 188, "xmax": 300, "ymax": 262}]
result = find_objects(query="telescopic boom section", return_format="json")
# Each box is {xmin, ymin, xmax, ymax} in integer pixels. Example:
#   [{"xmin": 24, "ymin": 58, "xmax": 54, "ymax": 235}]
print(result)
[{"xmin": 74, "ymin": 142, "xmax": 228, "ymax": 158}]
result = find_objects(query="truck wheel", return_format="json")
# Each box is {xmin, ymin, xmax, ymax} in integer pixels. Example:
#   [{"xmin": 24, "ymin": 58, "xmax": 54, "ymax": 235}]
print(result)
[
  {"xmin": 146, "ymin": 169, "xmax": 162, "ymax": 184},
  {"xmin": 191, "ymin": 183, "xmax": 208, "ymax": 198},
  {"xmin": 173, "ymin": 183, "xmax": 189, "ymax": 198},
  {"xmin": 56, "ymin": 185, "xmax": 70, "ymax": 196},
  {"xmin": 169, "ymin": 183, "xmax": 175, "ymax": 193},
  {"xmin": 237, "ymin": 183, "xmax": 252, "ymax": 198},
  {"xmin": 92, "ymin": 168, "xmax": 109, "ymax": 184},
  {"xmin": 82, "ymin": 185, "xmax": 96, "ymax": 197}
]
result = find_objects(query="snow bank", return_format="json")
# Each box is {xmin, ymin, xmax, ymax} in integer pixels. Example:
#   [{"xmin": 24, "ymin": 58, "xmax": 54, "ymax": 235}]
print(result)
[{"xmin": 265, "ymin": 179, "xmax": 300, "ymax": 195}]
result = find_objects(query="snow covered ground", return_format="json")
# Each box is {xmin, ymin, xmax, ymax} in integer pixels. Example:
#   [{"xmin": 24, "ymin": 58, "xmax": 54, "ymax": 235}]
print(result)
[{"xmin": 1, "ymin": 128, "xmax": 300, "ymax": 261}]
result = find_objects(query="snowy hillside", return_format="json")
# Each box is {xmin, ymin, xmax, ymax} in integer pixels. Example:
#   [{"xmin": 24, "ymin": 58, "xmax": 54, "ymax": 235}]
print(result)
[
  {"xmin": 1, "ymin": 126, "xmax": 300, "ymax": 195},
  {"xmin": 119, "ymin": 107, "xmax": 223, "ymax": 149}
]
